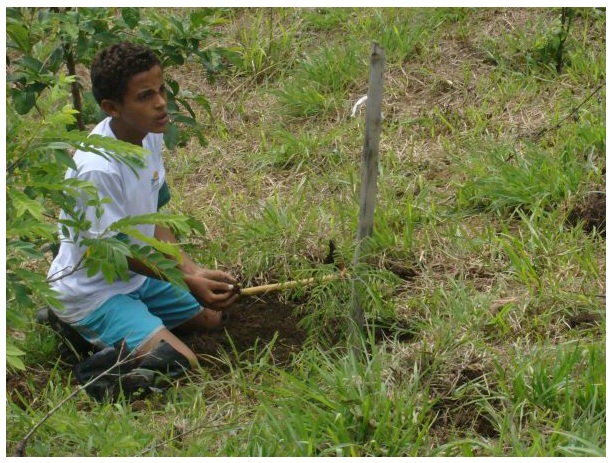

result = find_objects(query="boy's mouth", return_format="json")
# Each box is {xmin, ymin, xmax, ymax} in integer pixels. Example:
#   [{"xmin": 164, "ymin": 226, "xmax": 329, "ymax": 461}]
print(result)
[{"xmin": 156, "ymin": 113, "xmax": 169, "ymax": 126}]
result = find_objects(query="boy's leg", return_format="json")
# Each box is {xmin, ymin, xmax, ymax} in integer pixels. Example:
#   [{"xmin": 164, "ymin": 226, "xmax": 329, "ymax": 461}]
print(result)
[
  {"xmin": 172, "ymin": 307, "xmax": 224, "ymax": 334},
  {"xmin": 141, "ymin": 278, "xmax": 226, "ymax": 334},
  {"xmin": 71, "ymin": 278, "xmax": 229, "ymax": 401},
  {"xmin": 71, "ymin": 286, "xmax": 198, "ymax": 400},
  {"xmin": 73, "ymin": 335, "xmax": 193, "ymax": 402},
  {"xmin": 136, "ymin": 326, "xmax": 198, "ymax": 367}
]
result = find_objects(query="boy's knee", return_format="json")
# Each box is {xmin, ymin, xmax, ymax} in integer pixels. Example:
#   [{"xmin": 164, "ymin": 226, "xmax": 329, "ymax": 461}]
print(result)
[
  {"xmin": 174, "ymin": 308, "xmax": 226, "ymax": 334},
  {"xmin": 140, "ymin": 328, "xmax": 199, "ymax": 368}
]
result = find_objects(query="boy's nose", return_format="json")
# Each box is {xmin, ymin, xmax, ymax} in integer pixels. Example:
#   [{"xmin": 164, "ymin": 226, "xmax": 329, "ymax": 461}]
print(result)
[{"xmin": 154, "ymin": 93, "xmax": 166, "ymax": 108}]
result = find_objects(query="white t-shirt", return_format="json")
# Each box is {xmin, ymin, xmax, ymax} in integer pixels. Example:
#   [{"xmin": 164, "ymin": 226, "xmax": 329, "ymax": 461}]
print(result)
[{"xmin": 47, "ymin": 117, "xmax": 166, "ymax": 323}]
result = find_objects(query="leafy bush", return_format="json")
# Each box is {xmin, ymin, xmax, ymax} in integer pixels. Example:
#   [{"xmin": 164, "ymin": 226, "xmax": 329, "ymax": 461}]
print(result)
[{"xmin": 6, "ymin": 7, "xmax": 232, "ymax": 148}]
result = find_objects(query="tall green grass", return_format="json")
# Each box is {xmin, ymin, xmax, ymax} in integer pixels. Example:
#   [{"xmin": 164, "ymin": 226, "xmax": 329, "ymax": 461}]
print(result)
[
  {"xmin": 275, "ymin": 42, "xmax": 366, "ymax": 118},
  {"xmin": 456, "ymin": 140, "xmax": 586, "ymax": 215},
  {"xmin": 469, "ymin": 342, "xmax": 606, "ymax": 457},
  {"xmin": 221, "ymin": 344, "xmax": 436, "ymax": 457}
]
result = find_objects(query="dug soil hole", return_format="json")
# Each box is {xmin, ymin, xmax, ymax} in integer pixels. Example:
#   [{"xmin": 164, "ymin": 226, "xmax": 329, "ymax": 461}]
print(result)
[
  {"xmin": 567, "ymin": 191, "xmax": 606, "ymax": 236},
  {"xmin": 183, "ymin": 295, "xmax": 307, "ymax": 375}
]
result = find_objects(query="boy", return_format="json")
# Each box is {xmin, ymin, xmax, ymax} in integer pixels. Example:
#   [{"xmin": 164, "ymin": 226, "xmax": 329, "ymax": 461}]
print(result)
[{"xmin": 46, "ymin": 42, "xmax": 239, "ymax": 400}]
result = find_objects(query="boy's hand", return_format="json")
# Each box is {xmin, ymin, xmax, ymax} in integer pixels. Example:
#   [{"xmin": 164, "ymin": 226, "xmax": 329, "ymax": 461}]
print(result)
[
  {"xmin": 191, "ymin": 268, "xmax": 237, "ymax": 286},
  {"xmin": 185, "ymin": 269, "xmax": 239, "ymax": 310}
]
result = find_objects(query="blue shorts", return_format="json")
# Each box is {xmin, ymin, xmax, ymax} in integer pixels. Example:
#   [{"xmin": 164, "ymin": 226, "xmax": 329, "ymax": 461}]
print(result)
[{"xmin": 74, "ymin": 278, "xmax": 203, "ymax": 351}]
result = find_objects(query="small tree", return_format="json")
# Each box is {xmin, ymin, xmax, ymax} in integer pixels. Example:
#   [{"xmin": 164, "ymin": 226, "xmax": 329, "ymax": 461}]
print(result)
[{"xmin": 6, "ymin": 7, "xmax": 234, "ymax": 147}]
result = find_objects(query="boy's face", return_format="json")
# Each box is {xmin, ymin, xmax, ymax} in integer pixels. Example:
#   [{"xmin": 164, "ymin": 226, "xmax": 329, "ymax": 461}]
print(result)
[{"xmin": 102, "ymin": 65, "xmax": 168, "ymax": 145}]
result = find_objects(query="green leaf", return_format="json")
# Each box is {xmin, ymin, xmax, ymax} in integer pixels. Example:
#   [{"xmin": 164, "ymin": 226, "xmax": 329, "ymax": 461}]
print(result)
[
  {"xmin": 6, "ymin": 220, "xmax": 56, "ymax": 240},
  {"xmin": 171, "ymin": 114, "xmax": 197, "ymax": 125},
  {"xmin": 6, "ymin": 240, "xmax": 45, "ymax": 259},
  {"xmin": 168, "ymin": 16, "xmax": 186, "ymax": 34},
  {"xmin": 101, "ymin": 260, "xmax": 117, "ymax": 283},
  {"xmin": 190, "ymin": 10, "xmax": 214, "ymax": 27},
  {"xmin": 61, "ymin": 20, "xmax": 80, "ymax": 42},
  {"xmin": 6, "ymin": 23, "xmax": 30, "ymax": 53},
  {"xmin": 176, "ymin": 98, "xmax": 197, "ymax": 119},
  {"xmin": 194, "ymin": 95, "xmax": 212, "ymax": 116},
  {"xmin": 111, "ymin": 211, "xmax": 196, "ymax": 236},
  {"xmin": 164, "ymin": 123, "xmax": 180, "ymax": 150},
  {"xmin": 121, "ymin": 227, "xmax": 182, "ymax": 260},
  {"xmin": 193, "ymin": 128, "xmax": 209, "ymax": 147},
  {"xmin": 9, "ymin": 190, "xmax": 45, "ymax": 219},
  {"xmin": 6, "ymin": 341, "xmax": 26, "ymax": 357},
  {"xmin": 130, "ymin": 246, "xmax": 187, "ymax": 289},
  {"xmin": 163, "ymin": 47, "xmax": 185, "ymax": 66},
  {"xmin": 10, "ymin": 87, "xmax": 37, "ymax": 115},
  {"xmin": 6, "ymin": 341, "xmax": 26, "ymax": 371},
  {"xmin": 167, "ymin": 78, "xmax": 180, "ymax": 95},
  {"xmin": 46, "ymin": 44, "xmax": 66, "ymax": 72},
  {"xmin": 121, "ymin": 7, "xmax": 141, "ymax": 29},
  {"xmin": 52, "ymin": 149, "xmax": 78, "ymax": 170},
  {"xmin": 16, "ymin": 55, "xmax": 45, "ymax": 73},
  {"xmin": 81, "ymin": 236, "xmax": 135, "ymax": 283},
  {"xmin": 44, "ymin": 141, "xmax": 73, "ymax": 150},
  {"xmin": 48, "ymin": 131, "xmax": 147, "ymax": 173},
  {"xmin": 186, "ymin": 217, "xmax": 206, "ymax": 236},
  {"xmin": 76, "ymin": 33, "xmax": 93, "ymax": 58}
]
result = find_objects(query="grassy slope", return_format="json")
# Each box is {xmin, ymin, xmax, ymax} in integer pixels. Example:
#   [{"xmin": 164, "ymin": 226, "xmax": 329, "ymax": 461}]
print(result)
[{"xmin": 6, "ymin": 7, "xmax": 605, "ymax": 457}]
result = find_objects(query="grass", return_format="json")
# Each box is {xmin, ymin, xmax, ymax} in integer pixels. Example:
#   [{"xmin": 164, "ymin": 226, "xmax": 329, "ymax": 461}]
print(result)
[{"xmin": 6, "ymin": 7, "xmax": 605, "ymax": 457}]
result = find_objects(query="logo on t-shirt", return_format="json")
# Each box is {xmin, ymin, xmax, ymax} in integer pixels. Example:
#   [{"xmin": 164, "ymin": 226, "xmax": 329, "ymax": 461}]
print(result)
[{"xmin": 151, "ymin": 170, "xmax": 160, "ymax": 189}]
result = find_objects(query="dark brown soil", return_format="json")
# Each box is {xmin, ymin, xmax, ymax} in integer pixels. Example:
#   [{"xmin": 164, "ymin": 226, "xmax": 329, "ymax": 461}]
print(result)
[
  {"xmin": 183, "ymin": 293, "xmax": 416, "ymax": 376},
  {"xmin": 182, "ymin": 295, "xmax": 308, "ymax": 375},
  {"xmin": 567, "ymin": 191, "xmax": 606, "ymax": 236}
]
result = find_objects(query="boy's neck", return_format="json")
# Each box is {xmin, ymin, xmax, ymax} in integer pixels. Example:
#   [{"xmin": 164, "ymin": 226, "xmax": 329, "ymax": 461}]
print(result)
[{"xmin": 110, "ymin": 118, "xmax": 144, "ymax": 146}]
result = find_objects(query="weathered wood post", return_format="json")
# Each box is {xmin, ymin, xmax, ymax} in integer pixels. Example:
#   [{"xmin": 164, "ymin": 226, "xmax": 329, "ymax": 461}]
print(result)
[{"xmin": 351, "ymin": 42, "xmax": 385, "ymax": 342}]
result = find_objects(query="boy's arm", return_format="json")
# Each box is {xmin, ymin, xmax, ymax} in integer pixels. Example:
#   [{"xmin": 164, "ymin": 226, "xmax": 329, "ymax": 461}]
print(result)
[
  {"xmin": 126, "ymin": 225, "xmax": 238, "ymax": 309},
  {"xmin": 153, "ymin": 225, "xmax": 199, "ymax": 275}
]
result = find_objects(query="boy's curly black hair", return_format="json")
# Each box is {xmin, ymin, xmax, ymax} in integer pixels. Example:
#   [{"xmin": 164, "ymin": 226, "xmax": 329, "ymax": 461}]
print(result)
[{"xmin": 91, "ymin": 42, "xmax": 161, "ymax": 105}]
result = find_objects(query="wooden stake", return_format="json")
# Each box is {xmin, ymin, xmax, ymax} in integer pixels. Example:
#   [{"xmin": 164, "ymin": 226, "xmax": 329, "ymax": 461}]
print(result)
[{"xmin": 351, "ymin": 42, "xmax": 385, "ymax": 334}]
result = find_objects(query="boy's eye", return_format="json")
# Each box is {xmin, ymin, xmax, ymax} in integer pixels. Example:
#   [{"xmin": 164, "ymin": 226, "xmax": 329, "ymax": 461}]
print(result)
[{"xmin": 138, "ymin": 87, "xmax": 166, "ymax": 101}]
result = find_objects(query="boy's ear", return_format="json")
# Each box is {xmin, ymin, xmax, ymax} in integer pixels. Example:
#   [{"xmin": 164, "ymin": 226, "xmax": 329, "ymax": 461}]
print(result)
[{"xmin": 100, "ymin": 99, "xmax": 120, "ymax": 118}]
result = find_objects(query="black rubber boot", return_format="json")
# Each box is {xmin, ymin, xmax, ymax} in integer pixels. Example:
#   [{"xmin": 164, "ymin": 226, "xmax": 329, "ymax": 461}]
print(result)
[
  {"xmin": 73, "ymin": 341, "xmax": 191, "ymax": 402},
  {"xmin": 122, "ymin": 341, "xmax": 192, "ymax": 394},
  {"xmin": 36, "ymin": 307, "xmax": 96, "ymax": 365},
  {"xmin": 73, "ymin": 342, "xmax": 140, "ymax": 402}
]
